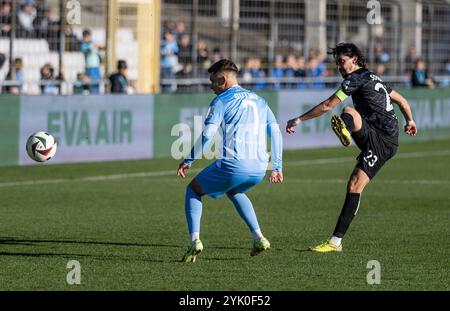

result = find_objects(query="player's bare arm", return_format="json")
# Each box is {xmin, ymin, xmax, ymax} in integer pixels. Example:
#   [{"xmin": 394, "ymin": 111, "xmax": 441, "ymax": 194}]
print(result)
[
  {"xmin": 390, "ymin": 90, "xmax": 418, "ymax": 137},
  {"xmin": 286, "ymin": 94, "xmax": 342, "ymax": 134}
]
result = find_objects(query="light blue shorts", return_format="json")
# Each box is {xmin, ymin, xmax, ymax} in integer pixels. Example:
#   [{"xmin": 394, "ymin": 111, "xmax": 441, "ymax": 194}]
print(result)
[{"xmin": 194, "ymin": 163, "xmax": 265, "ymax": 199}]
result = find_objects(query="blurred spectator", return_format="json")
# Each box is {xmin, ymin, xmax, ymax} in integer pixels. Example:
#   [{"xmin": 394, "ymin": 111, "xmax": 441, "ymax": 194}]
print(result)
[
  {"xmin": 34, "ymin": 2, "xmax": 50, "ymax": 38},
  {"xmin": 440, "ymin": 57, "xmax": 450, "ymax": 87},
  {"xmin": 375, "ymin": 63, "xmax": 386, "ymax": 76},
  {"xmin": 269, "ymin": 55, "xmax": 285, "ymax": 90},
  {"xmin": 3, "ymin": 57, "xmax": 24, "ymax": 94},
  {"xmin": 284, "ymin": 54, "xmax": 306, "ymax": 89},
  {"xmin": 242, "ymin": 57, "xmax": 266, "ymax": 90},
  {"xmin": 17, "ymin": 0, "xmax": 37, "ymax": 38},
  {"xmin": 196, "ymin": 40, "xmax": 210, "ymax": 74},
  {"xmin": 252, "ymin": 58, "xmax": 266, "ymax": 90},
  {"xmin": 411, "ymin": 58, "xmax": 436, "ymax": 88},
  {"xmin": 47, "ymin": 20, "xmax": 60, "ymax": 51},
  {"xmin": 40, "ymin": 63, "xmax": 62, "ymax": 95},
  {"xmin": 160, "ymin": 31, "xmax": 179, "ymax": 79},
  {"xmin": 374, "ymin": 42, "xmax": 390, "ymax": 74},
  {"xmin": 0, "ymin": 1, "xmax": 12, "ymax": 37},
  {"xmin": 296, "ymin": 56, "xmax": 307, "ymax": 78},
  {"xmin": 73, "ymin": 73, "xmax": 91, "ymax": 95},
  {"xmin": 307, "ymin": 50, "xmax": 326, "ymax": 89},
  {"xmin": 64, "ymin": 24, "xmax": 80, "ymax": 51},
  {"xmin": 404, "ymin": 46, "xmax": 417, "ymax": 75},
  {"xmin": 109, "ymin": 60, "xmax": 129, "ymax": 94},
  {"xmin": 174, "ymin": 21, "xmax": 186, "ymax": 41},
  {"xmin": 163, "ymin": 21, "xmax": 176, "ymax": 34},
  {"xmin": 80, "ymin": 29, "xmax": 102, "ymax": 94},
  {"xmin": 177, "ymin": 33, "xmax": 192, "ymax": 77},
  {"xmin": 211, "ymin": 47, "xmax": 222, "ymax": 64},
  {"xmin": 284, "ymin": 54, "xmax": 298, "ymax": 78},
  {"xmin": 442, "ymin": 58, "xmax": 450, "ymax": 76},
  {"xmin": 0, "ymin": 52, "xmax": 5, "ymax": 68}
]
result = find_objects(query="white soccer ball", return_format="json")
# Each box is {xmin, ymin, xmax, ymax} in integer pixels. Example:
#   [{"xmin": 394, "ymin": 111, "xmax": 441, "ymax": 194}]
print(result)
[{"xmin": 26, "ymin": 131, "xmax": 57, "ymax": 162}]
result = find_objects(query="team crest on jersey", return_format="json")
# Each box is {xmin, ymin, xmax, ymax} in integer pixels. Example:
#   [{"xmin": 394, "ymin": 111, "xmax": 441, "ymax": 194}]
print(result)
[
  {"xmin": 343, "ymin": 80, "xmax": 351, "ymax": 90},
  {"xmin": 370, "ymin": 74, "xmax": 383, "ymax": 82}
]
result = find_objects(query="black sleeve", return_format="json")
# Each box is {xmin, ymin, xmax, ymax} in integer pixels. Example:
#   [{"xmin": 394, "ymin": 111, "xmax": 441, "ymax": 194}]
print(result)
[
  {"xmin": 341, "ymin": 75, "xmax": 363, "ymax": 96},
  {"xmin": 385, "ymin": 82, "xmax": 393, "ymax": 94},
  {"xmin": 109, "ymin": 75, "xmax": 120, "ymax": 93}
]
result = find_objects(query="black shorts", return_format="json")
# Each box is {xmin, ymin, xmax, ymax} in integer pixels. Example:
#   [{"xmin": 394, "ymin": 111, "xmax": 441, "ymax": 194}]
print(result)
[{"xmin": 351, "ymin": 119, "xmax": 398, "ymax": 179}]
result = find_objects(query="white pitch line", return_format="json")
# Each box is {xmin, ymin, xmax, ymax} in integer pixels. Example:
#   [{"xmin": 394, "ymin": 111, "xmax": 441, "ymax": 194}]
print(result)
[
  {"xmin": 0, "ymin": 149, "xmax": 449, "ymax": 188},
  {"xmin": 284, "ymin": 179, "xmax": 450, "ymax": 185},
  {"xmin": 286, "ymin": 149, "xmax": 450, "ymax": 166}
]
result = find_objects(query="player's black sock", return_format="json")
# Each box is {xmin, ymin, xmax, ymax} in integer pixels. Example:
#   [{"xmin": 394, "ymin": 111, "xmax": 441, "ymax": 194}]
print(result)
[
  {"xmin": 332, "ymin": 193, "xmax": 361, "ymax": 238},
  {"xmin": 340, "ymin": 112, "xmax": 355, "ymax": 132}
]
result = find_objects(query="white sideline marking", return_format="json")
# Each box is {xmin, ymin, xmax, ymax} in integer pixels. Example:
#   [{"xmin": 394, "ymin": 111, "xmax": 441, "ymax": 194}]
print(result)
[
  {"xmin": 0, "ymin": 150, "xmax": 449, "ymax": 188},
  {"xmin": 286, "ymin": 149, "xmax": 450, "ymax": 166},
  {"xmin": 284, "ymin": 179, "xmax": 450, "ymax": 185}
]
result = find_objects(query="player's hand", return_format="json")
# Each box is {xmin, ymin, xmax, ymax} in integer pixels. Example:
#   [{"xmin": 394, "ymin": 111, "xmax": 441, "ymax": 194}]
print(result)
[
  {"xmin": 177, "ymin": 163, "xmax": 190, "ymax": 178},
  {"xmin": 404, "ymin": 121, "xmax": 417, "ymax": 137},
  {"xmin": 286, "ymin": 118, "xmax": 300, "ymax": 134},
  {"xmin": 269, "ymin": 171, "xmax": 283, "ymax": 184}
]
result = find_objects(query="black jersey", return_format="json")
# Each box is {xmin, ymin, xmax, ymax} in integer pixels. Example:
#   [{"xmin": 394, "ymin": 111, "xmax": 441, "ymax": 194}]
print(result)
[{"xmin": 341, "ymin": 68, "xmax": 399, "ymax": 145}]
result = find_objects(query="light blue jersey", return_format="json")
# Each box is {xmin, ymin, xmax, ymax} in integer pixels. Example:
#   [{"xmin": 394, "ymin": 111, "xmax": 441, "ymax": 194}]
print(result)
[{"xmin": 184, "ymin": 85, "xmax": 282, "ymax": 175}]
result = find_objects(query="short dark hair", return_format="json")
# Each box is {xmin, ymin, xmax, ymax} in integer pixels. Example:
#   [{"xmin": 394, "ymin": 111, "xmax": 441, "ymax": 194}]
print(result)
[
  {"xmin": 208, "ymin": 59, "xmax": 239, "ymax": 75},
  {"xmin": 117, "ymin": 60, "xmax": 127, "ymax": 70},
  {"xmin": 415, "ymin": 57, "xmax": 425, "ymax": 65},
  {"xmin": 82, "ymin": 29, "xmax": 91, "ymax": 37},
  {"xmin": 329, "ymin": 43, "xmax": 366, "ymax": 68}
]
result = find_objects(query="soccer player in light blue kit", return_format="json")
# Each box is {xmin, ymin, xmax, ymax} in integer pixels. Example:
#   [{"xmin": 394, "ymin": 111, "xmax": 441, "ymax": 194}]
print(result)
[{"xmin": 177, "ymin": 59, "xmax": 283, "ymax": 263}]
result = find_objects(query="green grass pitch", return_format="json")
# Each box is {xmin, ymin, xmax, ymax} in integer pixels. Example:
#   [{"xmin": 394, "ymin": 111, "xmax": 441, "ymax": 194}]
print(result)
[{"xmin": 0, "ymin": 140, "xmax": 449, "ymax": 290}]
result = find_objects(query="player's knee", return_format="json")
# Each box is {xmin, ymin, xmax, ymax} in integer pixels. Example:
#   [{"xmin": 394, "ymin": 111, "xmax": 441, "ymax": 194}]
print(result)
[
  {"xmin": 342, "ymin": 106, "xmax": 353, "ymax": 113},
  {"xmin": 347, "ymin": 176, "xmax": 362, "ymax": 193},
  {"xmin": 342, "ymin": 106, "xmax": 356, "ymax": 116},
  {"xmin": 226, "ymin": 190, "xmax": 237, "ymax": 198},
  {"xmin": 188, "ymin": 180, "xmax": 204, "ymax": 196}
]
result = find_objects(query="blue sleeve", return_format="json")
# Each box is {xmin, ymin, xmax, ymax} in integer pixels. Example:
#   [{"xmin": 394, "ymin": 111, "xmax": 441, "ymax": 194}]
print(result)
[
  {"xmin": 80, "ymin": 42, "xmax": 92, "ymax": 53},
  {"xmin": 204, "ymin": 97, "xmax": 225, "ymax": 126},
  {"xmin": 266, "ymin": 107, "xmax": 283, "ymax": 172},
  {"xmin": 183, "ymin": 98, "xmax": 224, "ymax": 166}
]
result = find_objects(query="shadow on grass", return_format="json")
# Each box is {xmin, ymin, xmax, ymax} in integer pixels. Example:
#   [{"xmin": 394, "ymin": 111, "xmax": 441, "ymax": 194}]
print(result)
[
  {"xmin": 0, "ymin": 237, "xmax": 183, "ymax": 263},
  {"xmin": 0, "ymin": 238, "xmax": 254, "ymax": 263},
  {"xmin": 0, "ymin": 237, "xmax": 258, "ymax": 252},
  {"xmin": 0, "ymin": 251, "xmax": 170, "ymax": 263},
  {"xmin": 0, "ymin": 237, "xmax": 181, "ymax": 249}
]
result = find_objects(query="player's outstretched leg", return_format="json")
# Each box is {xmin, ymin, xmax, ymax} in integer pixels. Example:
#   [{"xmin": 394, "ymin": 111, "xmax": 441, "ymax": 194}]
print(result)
[
  {"xmin": 309, "ymin": 192, "xmax": 360, "ymax": 253},
  {"xmin": 226, "ymin": 191, "xmax": 270, "ymax": 256},
  {"xmin": 182, "ymin": 184, "xmax": 204, "ymax": 263},
  {"xmin": 310, "ymin": 168, "xmax": 368, "ymax": 253},
  {"xmin": 331, "ymin": 115, "xmax": 352, "ymax": 147}
]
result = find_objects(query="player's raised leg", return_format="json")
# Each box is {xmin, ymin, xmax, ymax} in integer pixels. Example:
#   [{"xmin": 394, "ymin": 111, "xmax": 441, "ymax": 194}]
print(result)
[
  {"xmin": 331, "ymin": 106, "xmax": 362, "ymax": 147},
  {"xmin": 226, "ymin": 190, "xmax": 270, "ymax": 256},
  {"xmin": 341, "ymin": 106, "xmax": 363, "ymax": 133},
  {"xmin": 181, "ymin": 179, "xmax": 204, "ymax": 263},
  {"xmin": 310, "ymin": 168, "xmax": 369, "ymax": 253}
]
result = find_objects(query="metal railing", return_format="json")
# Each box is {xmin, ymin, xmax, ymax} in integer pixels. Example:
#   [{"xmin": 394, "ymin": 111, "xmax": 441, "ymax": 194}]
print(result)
[{"xmin": 161, "ymin": 75, "xmax": 450, "ymax": 93}]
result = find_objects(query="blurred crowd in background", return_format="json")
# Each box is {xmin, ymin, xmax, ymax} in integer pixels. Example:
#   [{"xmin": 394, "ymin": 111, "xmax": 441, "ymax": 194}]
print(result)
[
  {"xmin": 0, "ymin": 0, "xmax": 131, "ymax": 95},
  {"xmin": 0, "ymin": 1, "xmax": 448, "ymax": 95},
  {"xmin": 161, "ymin": 20, "xmax": 449, "ymax": 90}
]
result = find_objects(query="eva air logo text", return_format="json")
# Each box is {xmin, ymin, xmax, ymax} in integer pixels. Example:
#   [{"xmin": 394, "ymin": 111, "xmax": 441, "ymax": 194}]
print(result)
[{"xmin": 47, "ymin": 110, "xmax": 133, "ymax": 146}]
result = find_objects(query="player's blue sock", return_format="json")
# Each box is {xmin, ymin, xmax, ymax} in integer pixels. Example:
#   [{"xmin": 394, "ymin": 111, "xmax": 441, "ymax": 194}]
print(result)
[
  {"xmin": 227, "ymin": 193, "xmax": 261, "ymax": 234},
  {"xmin": 185, "ymin": 186, "xmax": 202, "ymax": 241}
]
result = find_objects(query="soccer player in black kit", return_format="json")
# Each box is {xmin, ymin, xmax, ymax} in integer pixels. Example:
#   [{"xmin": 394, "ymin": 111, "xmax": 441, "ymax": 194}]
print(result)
[{"xmin": 286, "ymin": 43, "xmax": 418, "ymax": 252}]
